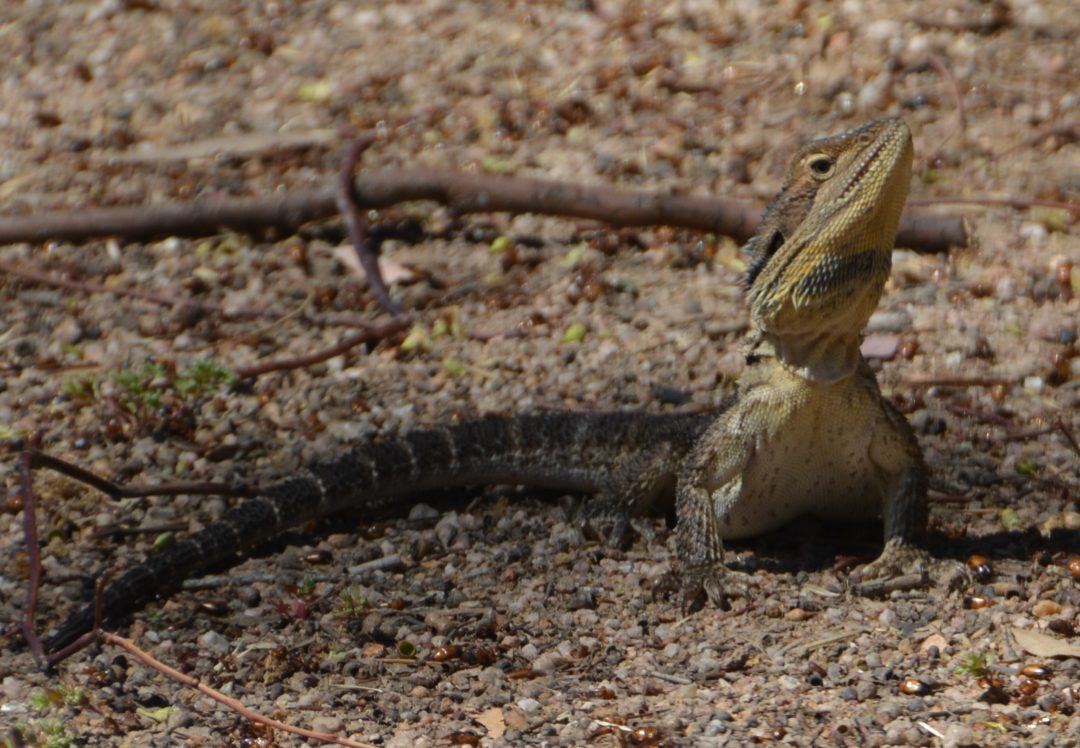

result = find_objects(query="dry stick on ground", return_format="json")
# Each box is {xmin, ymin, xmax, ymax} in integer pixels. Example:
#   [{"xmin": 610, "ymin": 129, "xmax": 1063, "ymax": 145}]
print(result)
[
  {"xmin": 0, "ymin": 169, "xmax": 968, "ymax": 252},
  {"xmin": 17, "ymin": 454, "xmax": 374, "ymax": 747},
  {"xmin": 907, "ymin": 195, "xmax": 1080, "ymax": 216},
  {"xmin": 335, "ymin": 136, "xmax": 403, "ymax": 315},
  {"xmin": 101, "ymin": 631, "xmax": 378, "ymax": 748},
  {"xmin": 232, "ymin": 315, "xmax": 410, "ymax": 378}
]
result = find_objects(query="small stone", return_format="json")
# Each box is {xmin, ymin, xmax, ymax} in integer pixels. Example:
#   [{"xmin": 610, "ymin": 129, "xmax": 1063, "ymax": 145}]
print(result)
[
  {"xmin": 867, "ymin": 310, "xmax": 912, "ymax": 333},
  {"xmin": 941, "ymin": 723, "xmax": 975, "ymax": 748},
  {"xmin": 777, "ymin": 675, "xmax": 801, "ymax": 691},
  {"xmin": 1033, "ymin": 599, "xmax": 1062, "ymax": 617},
  {"xmin": 309, "ymin": 715, "xmax": 344, "ymax": 734},
  {"xmin": 531, "ymin": 652, "xmax": 561, "ymax": 675},
  {"xmin": 861, "ymin": 334, "xmax": 901, "ymax": 360},
  {"xmin": 409, "ymin": 503, "xmax": 439, "ymax": 521},
  {"xmin": 55, "ymin": 316, "xmax": 83, "ymax": 345},
  {"xmin": 516, "ymin": 697, "xmax": 542, "ymax": 715},
  {"xmin": 197, "ymin": 629, "xmax": 230, "ymax": 655},
  {"xmin": 856, "ymin": 680, "xmax": 878, "ymax": 701}
]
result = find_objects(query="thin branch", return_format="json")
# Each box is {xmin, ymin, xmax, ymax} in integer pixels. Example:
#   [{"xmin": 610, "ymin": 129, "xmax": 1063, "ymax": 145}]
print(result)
[
  {"xmin": 27, "ymin": 450, "xmax": 250, "ymax": 501},
  {"xmin": 902, "ymin": 375, "xmax": 1012, "ymax": 388},
  {"xmin": 0, "ymin": 169, "xmax": 968, "ymax": 252},
  {"xmin": 1055, "ymin": 417, "xmax": 1080, "ymax": 458},
  {"xmin": 233, "ymin": 316, "xmax": 410, "ymax": 378},
  {"xmin": 927, "ymin": 54, "xmax": 967, "ymax": 138},
  {"xmin": 335, "ymin": 136, "xmax": 402, "ymax": 315},
  {"xmin": 907, "ymin": 195, "xmax": 1079, "ymax": 216},
  {"xmin": 19, "ymin": 450, "xmax": 46, "ymax": 668},
  {"xmin": 99, "ymin": 632, "xmax": 377, "ymax": 748}
]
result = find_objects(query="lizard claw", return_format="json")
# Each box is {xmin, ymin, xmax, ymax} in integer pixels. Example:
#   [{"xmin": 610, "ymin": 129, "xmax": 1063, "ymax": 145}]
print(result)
[
  {"xmin": 853, "ymin": 542, "xmax": 969, "ymax": 596},
  {"xmin": 654, "ymin": 563, "xmax": 754, "ymax": 613}
]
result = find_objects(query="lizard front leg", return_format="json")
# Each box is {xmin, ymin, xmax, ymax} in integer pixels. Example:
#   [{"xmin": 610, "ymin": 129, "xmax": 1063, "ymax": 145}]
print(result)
[
  {"xmin": 856, "ymin": 396, "xmax": 964, "ymax": 590},
  {"xmin": 670, "ymin": 421, "xmax": 756, "ymax": 610},
  {"xmin": 858, "ymin": 463, "xmax": 931, "ymax": 582}
]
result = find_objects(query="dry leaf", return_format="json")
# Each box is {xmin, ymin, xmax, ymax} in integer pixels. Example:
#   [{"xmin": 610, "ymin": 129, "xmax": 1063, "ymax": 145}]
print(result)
[
  {"xmin": 503, "ymin": 706, "xmax": 528, "ymax": 731},
  {"xmin": 474, "ymin": 707, "xmax": 506, "ymax": 739},
  {"xmin": 331, "ymin": 246, "xmax": 420, "ymax": 285},
  {"xmin": 1011, "ymin": 627, "xmax": 1080, "ymax": 658}
]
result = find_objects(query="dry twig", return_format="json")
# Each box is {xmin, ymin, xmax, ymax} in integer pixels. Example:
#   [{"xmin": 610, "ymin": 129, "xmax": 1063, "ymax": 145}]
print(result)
[
  {"xmin": 232, "ymin": 316, "xmax": 410, "ymax": 378},
  {"xmin": 0, "ymin": 169, "xmax": 968, "ymax": 251},
  {"xmin": 101, "ymin": 632, "xmax": 377, "ymax": 748},
  {"xmin": 335, "ymin": 135, "xmax": 402, "ymax": 315}
]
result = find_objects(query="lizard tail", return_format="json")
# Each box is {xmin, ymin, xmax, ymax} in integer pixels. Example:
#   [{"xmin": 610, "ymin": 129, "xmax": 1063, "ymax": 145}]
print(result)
[{"xmin": 42, "ymin": 411, "xmax": 709, "ymax": 653}]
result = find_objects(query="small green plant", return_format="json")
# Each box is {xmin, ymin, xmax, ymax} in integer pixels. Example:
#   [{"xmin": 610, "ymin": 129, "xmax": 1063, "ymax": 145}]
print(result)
[
  {"xmin": 174, "ymin": 359, "xmax": 236, "ymax": 394},
  {"xmin": 297, "ymin": 575, "xmax": 317, "ymax": 597},
  {"xmin": 60, "ymin": 374, "xmax": 98, "ymax": 402},
  {"xmin": 111, "ymin": 363, "xmax": 166, "ymax": 411},
  {"xmin": 335, "ymin": 585, "xmax": 369, "ymax": 620},
  {"xmin": 8, "ymin": 719, "xmax": 73, "ymax": 748},
  {"xmin": 106, "ymin": 359, "xmax": 235, "ymax": 415},
  {"xmin": 954, "ymin": 649, "xmax": 995, "ymax": 679},
  {"xmin": 12, "ymin": 687, "xmax": 85, "ymax": 748}
]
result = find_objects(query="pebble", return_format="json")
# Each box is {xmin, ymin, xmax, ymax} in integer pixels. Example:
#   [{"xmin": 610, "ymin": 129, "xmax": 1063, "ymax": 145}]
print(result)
[
  {"xmin": 310, "ymin": 715, "xmax": 345, "ymax": 733},
  {"xmin": 942, "ymin": 723, "xmax": 975, "ymax": 748},
  {"xmin": 516, "ymin": 697, "xmax": 542, "ymax": 715},
  {"xmin": 867, "ymin": 310, "xmax": 912, "ymax": 334},
  {"xmin": 531, "ymin": 651, "xmax": 561, "ymax": 675},
  {"xmin": 54, "ymin": 316, "xmax": 83, "ymax": 344},
  {"xmin": 408, "ymin": 503, "xmax": 439, "ymax": 521},
  {"xmin": 861, "ymin": 334, "xmax": 900, "ymax": 360},
  {"xmin": 777, "ymin": 675, "xmax": 801, "ymax": 691},
  {"xmin": 197, "ymin": 629, "xmax": 230, "ymax": 655}
]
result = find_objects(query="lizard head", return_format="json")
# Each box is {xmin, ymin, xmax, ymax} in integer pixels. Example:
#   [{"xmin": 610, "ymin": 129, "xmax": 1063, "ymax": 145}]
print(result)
[{"xmin": 742, "ymin": 117, "xmax": 913, "ymax": 381}]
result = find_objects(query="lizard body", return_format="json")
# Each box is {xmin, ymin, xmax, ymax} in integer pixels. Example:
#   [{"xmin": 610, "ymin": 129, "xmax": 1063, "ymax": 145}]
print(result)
[{"xmin": 42, "ymin": 117, "xmax": 926, "ymax": 653}]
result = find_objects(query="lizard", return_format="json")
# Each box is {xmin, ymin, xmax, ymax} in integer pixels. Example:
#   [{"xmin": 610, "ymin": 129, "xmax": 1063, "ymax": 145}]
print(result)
[{"xmin": 41, "ymin": 116, "xmax": 928, "ymax": 654}]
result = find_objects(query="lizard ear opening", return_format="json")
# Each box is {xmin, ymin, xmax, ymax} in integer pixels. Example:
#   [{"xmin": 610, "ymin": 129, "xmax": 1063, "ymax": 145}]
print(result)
[
  {"xmin": 745, "ymin": 230, "xmax": 785, "ymax": 287},
  {"xmin": 766, "ymin": 230, "xmax": 785, "ymax": 255}
]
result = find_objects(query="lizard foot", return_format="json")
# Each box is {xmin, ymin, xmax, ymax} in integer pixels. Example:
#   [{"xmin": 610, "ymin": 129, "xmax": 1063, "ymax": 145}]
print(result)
[
  {"xmin": 654, "ymin": 563, "xmax": 754, "ymax": 613},
  {"xmin": 853, "ymin": 543, "xmax": 968, "ymax": 596},
  {"xmin": 579, "ymin": 499, "xmax": 637, "ymax": 551}
]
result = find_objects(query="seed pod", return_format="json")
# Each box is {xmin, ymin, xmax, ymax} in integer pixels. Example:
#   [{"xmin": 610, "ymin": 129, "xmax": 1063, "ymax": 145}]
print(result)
[
  {"xmin": 899, "ymin": 677, "xmax": 930, "ymax": 696},
  {"xmin": 198, "ymin": 600, "xmax": 228, "ymax": 616},
  {"xmin": 1020, "ymin": 664, "xmax": 1052, "ymax": 680},
  {"xmin": 1017, "ymin": 677, "xmax": 1039, "ymax": 696},
  {"xmin": 302, "ymin": 549, "xmax": 332, "ymax": 565},
  {"xmin": 431, "ymin": 645, "xmax": 461, "ymax": 662},
  {"xmin": 966, "ymin": 554, "xmax": 994, "ymax": 582}
]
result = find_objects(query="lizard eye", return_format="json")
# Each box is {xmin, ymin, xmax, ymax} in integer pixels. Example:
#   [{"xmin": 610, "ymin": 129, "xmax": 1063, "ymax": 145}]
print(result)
[{"xmin": 807, "ymin": 155, "xmax": 834, "ymax": 179}]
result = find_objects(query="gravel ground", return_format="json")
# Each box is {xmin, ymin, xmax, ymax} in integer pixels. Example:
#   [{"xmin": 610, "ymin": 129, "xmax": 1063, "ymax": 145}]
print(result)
[{"xmin": 1, "ymin": 1, "xmax": 1078, "ymax": 746}]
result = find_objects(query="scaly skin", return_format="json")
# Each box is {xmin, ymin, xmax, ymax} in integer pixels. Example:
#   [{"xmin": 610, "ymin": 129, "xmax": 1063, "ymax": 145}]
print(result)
[
  {"xmin": 42, "ymin": 117, "xmax": 935, "ymax": 655},
  {"xmin": 676, "ymin": 117, "xmax": 928, "ymax": 607}
]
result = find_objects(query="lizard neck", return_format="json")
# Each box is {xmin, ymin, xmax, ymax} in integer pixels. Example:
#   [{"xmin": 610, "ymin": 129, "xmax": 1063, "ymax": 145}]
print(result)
[{"xmin": 746, "ymin": 333, "xmax": 862, "ymax": 385}]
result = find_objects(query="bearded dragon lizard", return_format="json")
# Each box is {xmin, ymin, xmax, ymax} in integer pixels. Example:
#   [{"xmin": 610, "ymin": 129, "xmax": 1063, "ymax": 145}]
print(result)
[{"xmin": 42, "ymin": 116, "xmax": 929, "ymax": 653}]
